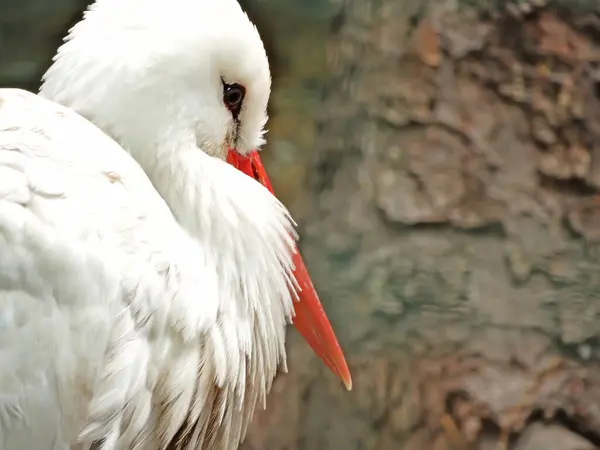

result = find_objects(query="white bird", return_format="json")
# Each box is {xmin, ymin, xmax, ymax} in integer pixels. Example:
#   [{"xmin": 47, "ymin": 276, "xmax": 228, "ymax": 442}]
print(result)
[{"xmin": 0, "ymin": 0, "xmax": 351, "ymax": 449}]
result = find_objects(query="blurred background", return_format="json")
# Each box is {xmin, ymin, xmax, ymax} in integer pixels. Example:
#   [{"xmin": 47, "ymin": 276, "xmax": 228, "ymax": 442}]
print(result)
[{"xmin": 4, "ymin": 0, "xmax": 600, "ymax": 448}]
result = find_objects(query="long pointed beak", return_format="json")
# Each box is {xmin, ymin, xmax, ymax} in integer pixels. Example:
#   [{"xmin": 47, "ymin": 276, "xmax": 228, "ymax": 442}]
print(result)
[{"xmin": 227, "ymin": 149, "xmax": 352, "ymax": 391}]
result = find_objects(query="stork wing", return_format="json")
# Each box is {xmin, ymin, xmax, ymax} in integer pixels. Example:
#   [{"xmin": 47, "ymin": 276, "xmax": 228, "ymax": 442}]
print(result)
[{"xmin": 0, "ymin": 89, "xmax": 267, "ymax": 450}]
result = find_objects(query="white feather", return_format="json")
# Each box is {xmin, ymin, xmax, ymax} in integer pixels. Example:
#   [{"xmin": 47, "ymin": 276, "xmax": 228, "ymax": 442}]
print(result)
[{"xmin": 0, "ymin": 0, "xmax": 299, "ymax": 448}]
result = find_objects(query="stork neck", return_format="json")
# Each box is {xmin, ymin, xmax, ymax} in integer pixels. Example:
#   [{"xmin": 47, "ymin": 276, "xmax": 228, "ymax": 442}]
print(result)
[
  {"xmin": 122, "ymin": 140, "xmax": 292, "ymax": 450},
  {"xmin": 131, "ymin": 141, "xmax": 207, "ymax": 233}
]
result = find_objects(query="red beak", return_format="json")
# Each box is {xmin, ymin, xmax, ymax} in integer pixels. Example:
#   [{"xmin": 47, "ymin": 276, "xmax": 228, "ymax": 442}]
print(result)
[{"xmin": 227, "ymin": 149, "xmax": 352, "ymax": 390}]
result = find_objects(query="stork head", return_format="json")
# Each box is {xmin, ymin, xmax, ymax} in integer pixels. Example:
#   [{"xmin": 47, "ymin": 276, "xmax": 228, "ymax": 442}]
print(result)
[
  {"xmin": 41, "ymin": 0, "xmax": 270, "ymax": 159},
  {"xmin": 40, "ymin": 0, "xmax": 351, "ymax": 390}
]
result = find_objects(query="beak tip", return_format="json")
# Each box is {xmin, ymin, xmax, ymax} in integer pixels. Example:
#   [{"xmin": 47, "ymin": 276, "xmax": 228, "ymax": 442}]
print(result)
[{"xmin": 343, "ymin": 376, "xmax": 353, "ymax": 391}]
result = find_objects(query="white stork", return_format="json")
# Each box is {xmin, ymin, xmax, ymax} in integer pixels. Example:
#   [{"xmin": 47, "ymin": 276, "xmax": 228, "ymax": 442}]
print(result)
[{"xmin": 0, "ymin": 0, "xmax": 351, "ymax": 449}]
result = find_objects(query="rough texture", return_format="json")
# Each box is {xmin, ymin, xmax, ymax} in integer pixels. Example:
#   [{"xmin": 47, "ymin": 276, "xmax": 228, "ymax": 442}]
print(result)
[{"xmin": 241, "ymin": 0, "xmax": 600, "ymax": 449}]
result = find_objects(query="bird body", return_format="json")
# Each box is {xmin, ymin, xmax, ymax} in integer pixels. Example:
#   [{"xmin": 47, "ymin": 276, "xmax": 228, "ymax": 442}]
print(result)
[
  {"xmin": 0, "ymin": 87, "xmax": 293, "ymax": 450},
  {"xmin": 0, "ymin": 1, "xmax": 350, "ymax": 449}
]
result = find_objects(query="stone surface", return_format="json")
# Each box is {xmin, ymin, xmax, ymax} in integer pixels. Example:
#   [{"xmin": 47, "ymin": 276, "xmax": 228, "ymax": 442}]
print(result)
[
  {"xmin": 244, "ymin": 0, "xmax": 600, "ymax": 449},
  {"xmin": 514, "ymin": 423, "xmax": 595, "ymax": 450}
]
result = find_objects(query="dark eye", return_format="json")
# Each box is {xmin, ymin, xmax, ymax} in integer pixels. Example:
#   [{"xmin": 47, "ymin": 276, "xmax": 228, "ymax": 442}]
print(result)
[{"xmin": 223, "ymin": 83, "xmax": 245, "ymax": 117}]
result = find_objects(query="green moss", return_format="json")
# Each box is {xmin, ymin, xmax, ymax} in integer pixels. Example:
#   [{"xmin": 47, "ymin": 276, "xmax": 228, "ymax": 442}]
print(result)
[{"xmin": 457, "ymin": 0, "xmax": 599, "ymax": 13}]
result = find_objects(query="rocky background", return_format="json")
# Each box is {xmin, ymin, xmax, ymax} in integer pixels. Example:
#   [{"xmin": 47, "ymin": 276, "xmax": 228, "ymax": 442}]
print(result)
[{"xmin": 5, "ymin": 0, "xmax": 600, "ymax": 449}]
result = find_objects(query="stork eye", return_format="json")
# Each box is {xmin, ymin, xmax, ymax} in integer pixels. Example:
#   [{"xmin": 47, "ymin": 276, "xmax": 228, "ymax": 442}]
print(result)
[{"xmin": 223, "ymin": 83, "xmax": 245, "ymax": 117}]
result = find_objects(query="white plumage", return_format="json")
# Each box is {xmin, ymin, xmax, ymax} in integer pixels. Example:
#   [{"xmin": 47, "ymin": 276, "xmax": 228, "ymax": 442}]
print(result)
[{"xmin": 0, "ymin": 0, "xmax": 350, "ymax": 449}]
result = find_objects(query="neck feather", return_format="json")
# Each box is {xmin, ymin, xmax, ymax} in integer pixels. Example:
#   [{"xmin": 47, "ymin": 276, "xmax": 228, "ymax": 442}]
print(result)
[{"xmin": 144, "ymin": 140, "xmax": 299, "ymax": 445}]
